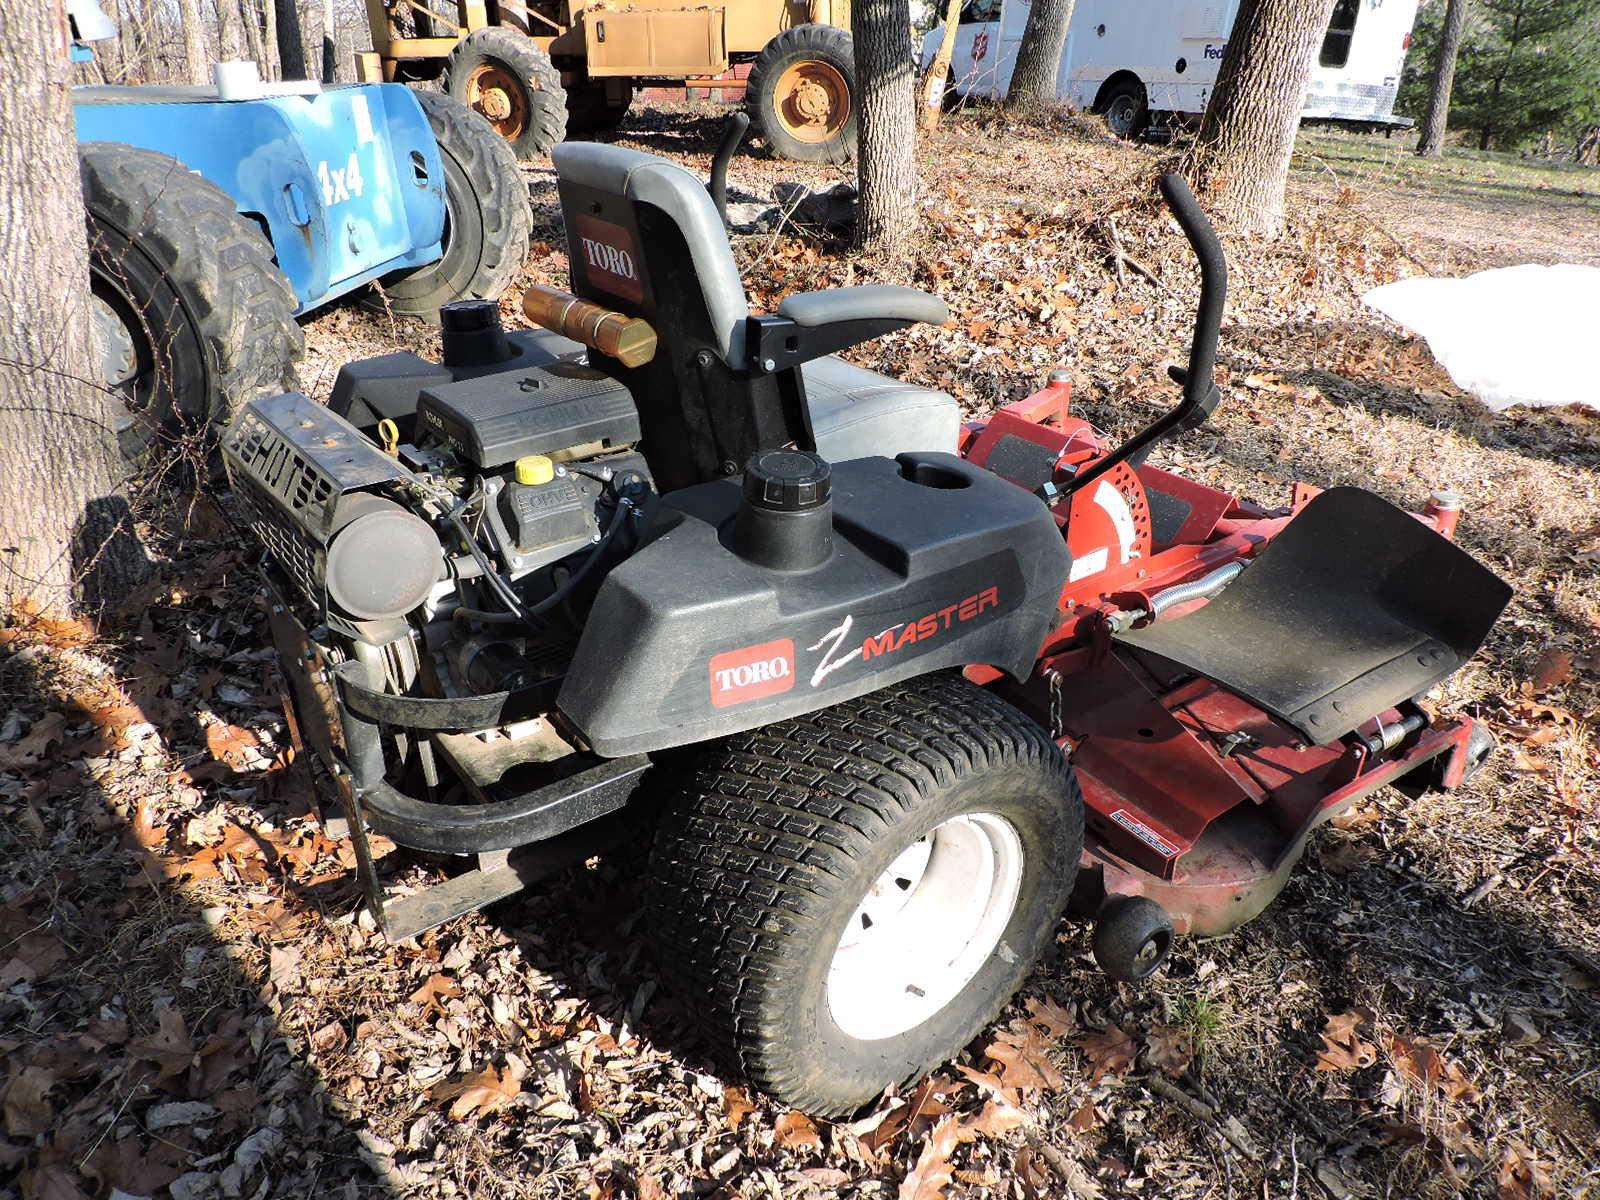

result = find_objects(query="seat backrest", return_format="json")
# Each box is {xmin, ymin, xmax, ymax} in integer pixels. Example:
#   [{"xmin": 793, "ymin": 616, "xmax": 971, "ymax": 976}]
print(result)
[{"xmin": 551, "ymin": 143, "xmax": 811, "ymax": 493}]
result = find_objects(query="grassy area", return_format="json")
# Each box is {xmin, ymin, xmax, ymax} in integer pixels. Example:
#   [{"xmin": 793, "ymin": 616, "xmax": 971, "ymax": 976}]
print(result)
[{"xmin": 1296, "ymin": 126, "xmax": 1600, "ymax": 197}]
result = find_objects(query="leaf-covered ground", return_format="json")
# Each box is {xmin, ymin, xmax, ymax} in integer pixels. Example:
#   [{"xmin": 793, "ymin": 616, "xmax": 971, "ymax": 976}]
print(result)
[{"xmin": 3, "ymin": 106, "xmax": 1598, "ymax": 1200}]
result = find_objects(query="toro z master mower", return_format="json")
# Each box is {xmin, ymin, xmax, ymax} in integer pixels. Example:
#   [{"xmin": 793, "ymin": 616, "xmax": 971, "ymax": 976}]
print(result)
[{"xmin": 223, "ymin": 142, "xmax": 1510, "ymax": 1115}]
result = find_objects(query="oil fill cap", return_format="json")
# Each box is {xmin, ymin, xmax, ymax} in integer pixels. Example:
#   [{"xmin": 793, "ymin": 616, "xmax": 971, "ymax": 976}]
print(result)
[
  {"xmin": 743, "ymin": 449, "xmax": 831, "ymax": 512},
  {"xmin": 515, "ymin": 454, "xmax": 555, "ymax": 485}
]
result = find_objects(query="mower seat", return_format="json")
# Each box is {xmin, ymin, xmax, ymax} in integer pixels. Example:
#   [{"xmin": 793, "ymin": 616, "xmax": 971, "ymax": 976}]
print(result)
[
  {"xmin": 1116, "ymin": 487, "xmax": 1511, "ymax": 744},
  {"xmin": 550, "ymin": 143, "xmax": 958, "ymax": 476}
]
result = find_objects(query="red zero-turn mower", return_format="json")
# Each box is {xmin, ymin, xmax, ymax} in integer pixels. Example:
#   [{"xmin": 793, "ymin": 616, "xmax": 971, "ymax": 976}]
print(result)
[{"xmin": 223, "ymin": 128, "xmax": 1511, "ymax": 1115}]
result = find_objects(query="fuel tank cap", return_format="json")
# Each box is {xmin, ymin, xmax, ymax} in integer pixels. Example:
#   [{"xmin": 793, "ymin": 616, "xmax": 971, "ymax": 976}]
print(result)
[{"xmin": 743, "ymin": 448, "xmax": 831, "ymax": 512}]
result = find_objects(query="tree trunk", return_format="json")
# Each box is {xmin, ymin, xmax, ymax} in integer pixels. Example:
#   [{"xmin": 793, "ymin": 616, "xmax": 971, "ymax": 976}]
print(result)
[
  {"xmin": 179, "ymin": 0, "xmax": 208, "ymax": 83},
  {"xmin": 322, "ymin": 0, "xmax": 337, "ymax": 82},
  {"xmin": 274, "ymin": 0, "xmax": 307, "ymax": 78},
  {"xmin": 239, "ymin": 0, "xmax": 269, "ymax": 71},
  {"xmin": 1192, "ymin": 0, "xmax": 1336, "ymax": 237},
  {"xmin": 1007, "ymin": 0, "xmax": 1076, "ymax": 105},
  {"xmin": 853, "ymin": 0, "xmax": 918, "ymax": 251},
  {"xmin": 0, "ymin": 0, "xmax": 147, "ymax": 614},
  {"xmin": 1416, "ymin": 0, "xmax": 1468, "ymax": 156},
  {"xmin": 217, "ymin": 0, "xmax": 241, "ymax": 60},
  {"xmin": 920, "ymin": 0, "xmax": 965, "ymax": 131}
]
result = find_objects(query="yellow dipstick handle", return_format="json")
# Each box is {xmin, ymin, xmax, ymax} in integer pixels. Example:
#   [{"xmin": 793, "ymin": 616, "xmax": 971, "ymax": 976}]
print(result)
[{"xmin": 521, "ymin": 283, "xmax": 658, "ymax": 368}]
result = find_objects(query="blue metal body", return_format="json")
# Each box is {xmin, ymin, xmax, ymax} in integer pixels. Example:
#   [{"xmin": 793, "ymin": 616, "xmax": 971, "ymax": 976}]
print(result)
[{"xmin": 74, "ymin": 83, "xmax": 446, "ymax": 316}]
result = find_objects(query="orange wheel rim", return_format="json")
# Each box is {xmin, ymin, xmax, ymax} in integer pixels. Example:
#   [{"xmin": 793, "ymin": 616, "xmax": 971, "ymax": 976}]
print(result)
[
  {"xmin": 773, "ymin": 60, "xmax": 850, "ymax": 143},
  {"xmin": 465, "ymin": 62, "xmax": 530, "ymax": 139}
]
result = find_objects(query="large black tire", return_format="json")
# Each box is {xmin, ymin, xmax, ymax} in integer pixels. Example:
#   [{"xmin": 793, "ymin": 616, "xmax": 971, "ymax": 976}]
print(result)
[
  {"xmin": 442, "ymin": 26, "xmax": 568, "ymax": 161},
  {"xmin": 1097, "ymin": 77, "xmax": 1149, "ymax": 140},
  {"xmin": 645, "ymin": 674, "xmax": 1084, "ymax": 1116},
  {"xmin": 79, "ymin": 142, "xmax": 301, "ymax": 464},
  {"xmin": 376, "ymin": 91, "xmax": 532, "ymax": 322},
  {"xmin": 746, "ymin": 24, "xmax": 858, "ymax": 164},
  {"xmin": 565, "ymin": 79, "xmax": 634, "ymax": 136}
]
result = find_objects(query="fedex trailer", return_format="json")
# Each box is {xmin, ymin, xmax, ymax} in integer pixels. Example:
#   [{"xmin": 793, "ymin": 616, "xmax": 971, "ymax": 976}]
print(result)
[{"xmin": 924, "ymin": 0, "xmax": 1420, "ymax": 137}]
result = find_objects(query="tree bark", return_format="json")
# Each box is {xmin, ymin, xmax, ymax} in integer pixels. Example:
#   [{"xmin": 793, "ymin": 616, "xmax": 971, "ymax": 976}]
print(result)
[
  {"xmin": 1416, "ymin": 0, "xmax": 1468, "ymax": 156},
  {"xmin": 321, "ymin": 0, "xmax": 337, "ymax": 82},
  {"xmin": 238, "ymin": 0, "xmax": 269, "ymax": 71},
  {"xmin": 1006, "ymin": 0, "xmax": 1076, "ymax": 105},
  {"xmin": 853, "ymin": 0, "xmax": 918, "ymax": 251},
  {"xmin": 274, "ymin": 0, "xmax": 307, "ymax": 78},
  {"xmin": 0, "ymin": 0, "xmax": 146, "ymax": 614},
  {"xmin": 1192, "ymin": 0, "xmax": 1337, "ymax": 237},
  {"xmin": 217, "ymin": 0, "xmax": 241, "ymax": 60},
  {"xmin": 179, "ymin": 0, "xmax": 208, "ymax": 83}
]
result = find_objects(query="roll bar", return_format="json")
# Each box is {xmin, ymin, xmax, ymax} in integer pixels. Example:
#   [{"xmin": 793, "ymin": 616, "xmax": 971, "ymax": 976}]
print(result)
[{"xmin": 1060, "ymin": 172, "xmax": 1227, "ymax": 498}]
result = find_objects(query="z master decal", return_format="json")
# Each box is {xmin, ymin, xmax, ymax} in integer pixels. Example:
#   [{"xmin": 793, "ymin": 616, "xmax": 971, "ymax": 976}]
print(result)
[
  {"xmin": 861, "ymin": 587, "xmax": 1001, "ymax": 662},
  {"xmin": 708, "ymin": 639, "xmax": 795, "ymax": 708}
]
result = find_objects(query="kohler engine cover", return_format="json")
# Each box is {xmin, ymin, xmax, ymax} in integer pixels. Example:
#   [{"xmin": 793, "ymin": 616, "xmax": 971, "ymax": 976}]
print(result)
[
  {"xmin": 558, "ymin": 453, "xmax": 1071, "ymax": 756},
  {"xmin": 222, "ymin": 391, "xmax": 409, "ymax": 607}
]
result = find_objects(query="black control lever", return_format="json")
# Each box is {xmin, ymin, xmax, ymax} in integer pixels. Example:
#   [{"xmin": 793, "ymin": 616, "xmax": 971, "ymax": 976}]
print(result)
[
  {"xmin": 1055, "ymin": 172, "xmax": 1227, "ymax": 500},
  {"xmin": 708, "ymin": 112, "xmax": 750, "ymax": 228}
]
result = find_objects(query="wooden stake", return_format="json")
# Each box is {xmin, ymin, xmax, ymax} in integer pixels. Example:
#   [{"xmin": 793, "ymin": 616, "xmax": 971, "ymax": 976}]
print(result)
[{"xmin": 920, "ymin": 0, "xmax": 964, "ymax": 132}]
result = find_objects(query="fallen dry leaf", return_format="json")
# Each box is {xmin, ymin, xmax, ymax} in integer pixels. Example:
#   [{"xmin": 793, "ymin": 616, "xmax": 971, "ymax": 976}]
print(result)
[
  {"xmin": 774, "ymin": 1109, "xmax": 823, "ymax": 1151},
  {"xmin": 1386, "ymin": 1034, "xmax": 1479, "ymax": 1103},
  {"xmin": 1316, "ymin": 1008, "xmax": 1377, "ymax": 1071},
  {"xmin": 1, "ymin": 1065, "xmax": 57, "ymax": 1138},
  {"xmin": 409, "ymin": 973, "xmax": 464, "ymax": 1015},
  {"xmin": 897, "ymin": 1116, "xmax": 972, "ymax": 1200},
  {"xmin": 126, "ymin": 1007, "xmax": 194, "ymax": 1084},
  {"xmin": 1024, "ymin": 995, "xmax": 1076, "ymax": 1039},
  {"xmin": 205, "ymin": 720, "xmax": 262, "ymax": 770},
  {"xmin": 722, "ymin": 1086, "xmax": 757, "ymax": 1131},
  {"xmin": 961, "ymin": 1098, "xmax": 1028, "ymax": 1140},
  {"xmin": 986, "ymin": 1022, "xmax": 1066, "ymax": 1091},
  {"xmin": 1497, "ymin": 1140, "xmax": 1554, "ymax": 1199},
  {"xmin": 1067, "ymin": 1099, "xmax": 1098, "ymax": 1131},
  {"xmin": 0, "ymin": 712, "xmax": 66, "ymax": 772},
  {"xmin": 430, "ymin": 1065, "xmax": 520, "ymax": 1119},
  {"xmin": 1076, "ymin": 1025, "xmax": 1136, "ymax": 1084},
  {"xmin": 1143, "ymin": 1024, "xmax": 1194, "ymax": 1077},
  {"xmin": 1529, "ymin": 649, "xmax": 1573, "ymax": 693}
]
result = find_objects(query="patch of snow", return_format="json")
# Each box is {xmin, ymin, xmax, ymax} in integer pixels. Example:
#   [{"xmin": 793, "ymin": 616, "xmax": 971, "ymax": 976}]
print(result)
[{"xmin": 1362, "ymin": 263, "xmax": 1600, "ymax": 412}]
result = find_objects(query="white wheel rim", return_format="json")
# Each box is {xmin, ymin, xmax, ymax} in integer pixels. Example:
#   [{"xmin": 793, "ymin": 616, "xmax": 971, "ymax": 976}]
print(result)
[{"xmin": 826, "ymin": 812, "xmax": 1025, "ymax": 1042}]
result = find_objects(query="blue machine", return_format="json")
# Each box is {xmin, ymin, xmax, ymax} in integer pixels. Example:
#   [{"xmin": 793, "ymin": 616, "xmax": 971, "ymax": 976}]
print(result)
[{"xmin": 74, "ymin": 80, "xmax": 446, "ymax": 317}]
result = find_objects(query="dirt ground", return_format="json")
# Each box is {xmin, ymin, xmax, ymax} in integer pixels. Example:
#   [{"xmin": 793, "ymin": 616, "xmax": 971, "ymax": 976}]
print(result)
[{"xmin": 3, "ymin": 105, "xmax": 1598, "ymax": 1200}]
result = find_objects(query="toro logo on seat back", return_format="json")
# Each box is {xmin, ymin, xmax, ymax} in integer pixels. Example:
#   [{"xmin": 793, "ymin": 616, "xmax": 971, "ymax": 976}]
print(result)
[
  {"xmin": 573, "ymin": 214, "xmax": 644, "ymax": 305},
  {"xmin": 709, "ymin": 639, "xmax": 795, "ymax": 708}
]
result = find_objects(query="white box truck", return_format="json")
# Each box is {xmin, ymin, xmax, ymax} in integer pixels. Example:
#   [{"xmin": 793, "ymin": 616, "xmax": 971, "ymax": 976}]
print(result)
[{"xmin": 924, "ymin": 0, "xmax": 1419, "ymax": 137}]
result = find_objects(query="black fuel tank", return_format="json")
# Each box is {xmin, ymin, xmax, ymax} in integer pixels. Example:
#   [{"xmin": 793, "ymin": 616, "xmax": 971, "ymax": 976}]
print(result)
[{"xmin": 557, "ymin": 452, "xmax": 1070, "ymax": 756}]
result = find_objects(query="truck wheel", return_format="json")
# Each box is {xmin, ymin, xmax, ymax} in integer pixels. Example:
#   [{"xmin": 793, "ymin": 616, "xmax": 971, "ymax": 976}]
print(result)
[
  {"xmin": 376, "ymin": 91, "xmax": 532, "ymax": 322},
  {"xmin": 566, "ymin": 79, "xmax": 634, "ymax": 136},
  {"xmin": 645, "ymin": 673, "xmax": 1084, "ymax": 1117},
  {"xmin": 79, "ymin": 142, "xmax": 301, "ymax": 464},
  {"xmin": 1098, "ymin": 78, "xmax": 1149, "ymax": 139},
  {"xmin": 747, "ymin": 24, "xmax": 857, "ymax": 164},
  {"xmin": 443, "ymin": 26, "xmax": 568, "ymax": 160}
]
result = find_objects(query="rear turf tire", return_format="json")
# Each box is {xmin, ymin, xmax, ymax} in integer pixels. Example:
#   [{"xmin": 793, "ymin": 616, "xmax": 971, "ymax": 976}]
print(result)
[
  {"xmin": 375, "ymin": 91, "xmax": 532, "ymax": 322},
  {"xmin": 79, "ymin": 142, "xmax": 302, "ymax": 465},
  {"xmin": 645, "ymin": 673, "xmax": 1084, "ymax": 1117},
  {"xmin": 746, "ymin": 24, "xmax": 857, "ymax": 164},
  {"xmin": 443, "ymin": 26, "xmax": 568, "ymax": 160}
]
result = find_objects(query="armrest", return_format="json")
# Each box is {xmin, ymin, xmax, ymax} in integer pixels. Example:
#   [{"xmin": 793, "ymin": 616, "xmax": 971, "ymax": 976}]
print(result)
[
  {"xmin": 746, "ymin": 285, "xmax": 950, "ymax": 375},
  {"xmin": 777, "ymin": 285, "xmax": 949, "ymax": 328}
]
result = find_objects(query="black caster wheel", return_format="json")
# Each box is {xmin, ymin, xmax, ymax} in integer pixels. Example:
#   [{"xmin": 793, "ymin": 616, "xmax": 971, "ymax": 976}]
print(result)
[{"xmin": 1092, "ymin": 895, "xmax": 1174, "ymax": 981}]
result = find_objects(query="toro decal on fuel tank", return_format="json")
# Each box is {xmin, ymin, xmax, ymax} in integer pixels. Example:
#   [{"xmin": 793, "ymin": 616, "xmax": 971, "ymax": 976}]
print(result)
[
  {"xmin": 708, "ymin": 638, "xmax": 795, "ymax": 708},
  {"xmin": 709, "ymin": 587, "xmax": 1003, "ymax": 706}
]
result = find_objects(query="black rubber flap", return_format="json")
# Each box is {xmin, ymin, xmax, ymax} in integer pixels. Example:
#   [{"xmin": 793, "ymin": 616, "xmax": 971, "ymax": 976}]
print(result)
[{"xmin": 1115, "ymin": 486, "xmax": 1511, "ymax": 743}]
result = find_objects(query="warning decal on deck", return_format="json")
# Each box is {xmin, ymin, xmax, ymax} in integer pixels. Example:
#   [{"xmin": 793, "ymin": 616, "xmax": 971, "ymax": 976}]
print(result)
[{"xmin": 1109, "ymin": 809, "xmax": 1179, "ymax": 858}]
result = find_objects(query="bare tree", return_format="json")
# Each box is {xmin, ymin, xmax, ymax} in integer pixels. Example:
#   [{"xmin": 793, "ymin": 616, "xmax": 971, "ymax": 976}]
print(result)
[
  {"xmin": 274, "ymin": 0, "xmax": 307, "ymax": 78},
  {"xmin": 1192, "ymin": 0, "xmax": 1337, "ymax": 237},
  {"xmin": 216, "ymin": 0, "xmax": 241, "ymax": 60},
  {"xmin": 1, "ymin": 0, "xmax": 146, "ymax": 613},
  {"xmin": 322, "ymin": 0, "xmax": 337, "ymax": 81},
  {"xmin": 1417, "ymin": 0, "xmax": 1469, "ymax": 156},
  {"xmin": 179, "ymin": 0, "xmax": 208, "ymax": 83},
  {"xmin": 1007, "ymin": 0, "xmax": 1076, "ymax": 105},
  {"xmin": 852, "ymin": 0, "xmax": 918, "ymax": 250}
]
